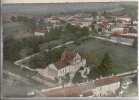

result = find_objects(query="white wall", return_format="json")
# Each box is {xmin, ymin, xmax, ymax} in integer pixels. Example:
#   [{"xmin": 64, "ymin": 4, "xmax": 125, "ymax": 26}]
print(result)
[
  {"xmin": 50, "ymin": 20, "xmax": 60, "ymax": 24},
  {"xmin": 93, "ymin": 82, "xmax": 120, "ymax": 97},
  {"xmin": 110, "ymin": 36, "xmax": 135, "ymax": 45},
  {"xmin": 35, "ymin": 32, "xmax": 44, "ymax": 36}
]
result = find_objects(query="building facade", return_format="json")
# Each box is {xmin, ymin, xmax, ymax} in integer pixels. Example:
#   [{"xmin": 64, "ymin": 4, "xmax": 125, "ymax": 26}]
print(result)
[{"xmin": 48, "ymin": 50, "xmax": 86, "ymax": 77}]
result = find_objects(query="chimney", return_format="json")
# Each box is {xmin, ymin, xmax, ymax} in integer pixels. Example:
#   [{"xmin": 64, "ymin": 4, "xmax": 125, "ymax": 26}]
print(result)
[
  {"xmin": 100, "ymin": 75, "xmax": 102, "ymax": 80},
  {"xmin": 93, "ymin": 80, "xmax": 94, "ymax": 83}
]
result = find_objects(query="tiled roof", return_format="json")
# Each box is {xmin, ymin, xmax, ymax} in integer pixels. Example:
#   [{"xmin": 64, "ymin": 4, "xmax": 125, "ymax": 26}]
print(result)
[
  {"xmin": 80, "ymin": 53, "xmax": 86, "ymax": 59},
  {"xmin": 111, "ymin": 32, "xmax": 137, "ymax": 39},
  {"xmin": 80, "ymin": 81, "xmax": 95, "ymax": 92},
  {"xmin": 94, "ymin": 75, "xmax": 120, "ymax": 87},
  {"xmin": 75, "ymin": 22, "xmax": 83, "ymax": 26},
  {"xmin": 51, "ymin": 17, "xmax": 61, "ymax": 20},
  {"xmin": 44, "ymin": 85, "xmax": 82, "ymax": 97},
  {"xmin": 87, "ymin": 24, "xmax": 92, "ymax": 28},
  {"xmin": 129, "ymin": 23, "xmax": 137, "ymax": 26},
  {"xmin": 82, "ymin": 90, "xmax": 93, "ymax": 97},
  {"xmin": 116, "ymin": 16, "xmax": 131, "ymax": 18},
  {"xmin": 35, "ymin": 28, "xmax": 47, "ymax": 33},
  {"xmin": 64, "ymin": 50, "xmax": 77, "ymax": 60},
  {"xmin": 53, "ymin": 59, "xmax": 71, "ymax": 70},
  {"xmin": 123, "ymin": 28, "xmax": 128, "ymax": 31}
]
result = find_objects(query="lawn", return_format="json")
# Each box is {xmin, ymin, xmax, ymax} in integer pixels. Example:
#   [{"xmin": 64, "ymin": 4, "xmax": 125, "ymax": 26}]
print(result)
[
  {"xmin": 3, "ymin": 24, "xmax": 31, "ymax": 35},
  {"xmin": 59, "ymin": 39, "xmax": 137, "ymax": 74}
]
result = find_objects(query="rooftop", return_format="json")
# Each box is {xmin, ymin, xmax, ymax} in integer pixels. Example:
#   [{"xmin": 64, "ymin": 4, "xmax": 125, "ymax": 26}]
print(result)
[
  {"xmin": 87, "ymin": 24, "xmax": 92, "ymax": 28},
  {"xmin": 75, "ymin": 22, "xmax": 83, "ymax": 26},
  {"xmin": 35, "ymin": 28, "xmax": 47, "ymax": 33},
  {"xmin": 82, "ymin": 90, "xmax": 93, "ymax": 97},
  {"xmin": 111, "ymin": 32, "xmax": 137, "ymax": 39},
  {"xmin": 53, "ymin": 59, "xmax": 71, "ymax": 70},
  {"xmin": 44, "ymin": 85, "xmax": 82, "ymax": 97},
  {"xmin": 94, "ymin": 75, "xmax": 120, "ymax": 87}
]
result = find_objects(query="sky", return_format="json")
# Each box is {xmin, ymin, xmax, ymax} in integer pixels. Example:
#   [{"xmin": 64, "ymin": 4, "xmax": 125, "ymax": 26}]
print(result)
[{"xmin": 1, "ymin": 0, "xmax": 138, "ymax": 4}]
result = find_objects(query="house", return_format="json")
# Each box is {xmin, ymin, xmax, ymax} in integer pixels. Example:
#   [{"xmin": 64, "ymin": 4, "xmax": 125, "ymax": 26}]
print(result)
[
  {"xmin": 73, "ymin": 16, "xmax": 84, "ymax": 20},
  {"xmin": 78, "ymin": 19, "xmax": 92, "ymax": 27},
  {"xmin": 96, "ymin": 15, "xmax": 105, "ymax": 19},
  {"xmin": 79, "ymin": 75, "xmax": 120, "ymax": 97},
  {"xmin": 110, "ymin": 32, "xmax": 137, "ymax": 45},
  {"xmin": 35, "ymin": 28, "xmax": 47, "ymax": 36},
  {"xmin": 123, "ymin": 28, "xmax": 129, "ymax": 34},
  {"xmin": 93, "ymin": 75, "xmax": 120, "ymax": 97},
  {"xmin": 132, "ymin": 19, "xmax": 138, "ymax": 25},
  {"xmin": 127, "ymin": 30, "xmax": 138, "ymax": 36},
  {"xmin": 116, "ymin": 16, "xmax": 131, "ymax": 22},
  {"xmin": 75, "ymin": 22, "xmax": 83, "ymax": 27},
  {"xmin": 50, "ymin": 17, "xmax": 61, "ymax": 24},
  {"xmin": 48, "ymin": 50, "xmax": 86, "ymax": 77},
  {"xmin": 87, "ymin": 24, "xmax": 92, "ymax": 31},
  {"xmin": 82, "ymin": 15, "xmax": 93, "ymax": 21},
  {"xmin": 44, "ymin": 85, "xmax": 82, "ymax": 97}
]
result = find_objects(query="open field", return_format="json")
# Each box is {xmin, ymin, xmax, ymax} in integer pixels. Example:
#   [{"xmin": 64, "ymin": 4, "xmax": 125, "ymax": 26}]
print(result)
[
  {"xmin": 59, "ymin": 39, "xmax": 137, "ymax": 74},
  {"xmin": 3, "ymin": 21, "xmax": 24, "ymax": 28},
  {"xmin": 3, "ymin": 24, "xmax": 31, "ymax": 35}
]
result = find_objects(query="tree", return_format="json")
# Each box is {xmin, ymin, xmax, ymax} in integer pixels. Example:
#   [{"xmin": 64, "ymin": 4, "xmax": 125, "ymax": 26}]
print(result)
[
  {"xmin": 88, "ymin": 66, "xmax": 101, "ymax": 79},
  {"xmin": 90, "ymin": 30, "xmax": 99, "ymax": 36},
  {"xmin": 63, "ymin": 73, "xmax": 70, "ymax": 83},
  {"xmin": 92, "ymin": 10, "xmax": 98, "ymax": 17},
  {"xmin": 23, "ymin": 16, "xmax": 28, "ymax": 23},
  {"xmin": 99, "ymin": 52, "xmax": 112, "ymax": 76},
  {"xmin": 37, "ymin": 35, "xmax": 44, "ymax": 44},
  {"xmin": 41, "ymin": 12, "xmax": 52, "ymax": 18},
  {"xmin": 91, "ymin": 24, "xmax": 95, "ymax": 30},
  {"xmin": 132, "ymin": 38, "xmax": 138, "ymax": 48},
  {"xmin": 103, "ymin": 11, "xmax": 107, "ymax": 15},
  {"xmin": 87, "ymin": 50, "xmax": 100, "ymax": 64},
  {"xmin": 81, "ymin": 26, "xmax": 89, "ymax": 36},
  {"xmin": 98, "ymin": 27, "xmax": 102, "ymax": 32},
  {"xmin": 17, "ymin": 15, "xmax": 23, "ymax": 21},
  {"xmin": 10, "ymin": 16, "xmax": 16, "ymax": 22},
  {"xmin": 39, "ymin": 17, "xmax": 44, "ymax": 25},
  {"xmin": 93, "ymin": 21, "xmax": 97, "ymax": 24},
  {"xmin": 60, "ymin": 20, "xmax": 66, "ymax": 24},
  {"xmin": 72, "ymin": 71, "xmax": 85, "ymax": 83},
  {"xmin": 80, "ymin": 66, "xmax": 84, "ymax": 70},
  {"xmin": 123, "ymin": 84, "xmax": 138, "ymax": 97},
  {"xmin": 74, "ymin": 38, "xmax": 82, "ymax": 45},
  {"xmin": 59, "ymin": 26, "xmax": 63, "ymax": 31}
]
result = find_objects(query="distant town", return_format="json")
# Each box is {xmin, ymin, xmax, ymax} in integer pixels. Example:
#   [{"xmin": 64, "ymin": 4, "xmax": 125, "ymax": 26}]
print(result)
[{"xmin": 2, "ymin": 2, "xmax": 138, "ymax": 98}]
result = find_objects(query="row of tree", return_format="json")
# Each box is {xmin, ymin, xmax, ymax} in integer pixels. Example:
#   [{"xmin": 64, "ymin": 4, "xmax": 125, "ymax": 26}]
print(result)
[
  {"xmin": 11, "ymin": 15, "xmax": 36, "ymax": 25},
  {"xmin": 3, "ymin": 26, "xmax": 63, "ymax": 61},
  {"xmin": 28, "ymin": 48, "xmax": 62, "ymax": 69},
  {"xmin": 87, "ymin": 52, "xmax": 118, "ymax": 79}
]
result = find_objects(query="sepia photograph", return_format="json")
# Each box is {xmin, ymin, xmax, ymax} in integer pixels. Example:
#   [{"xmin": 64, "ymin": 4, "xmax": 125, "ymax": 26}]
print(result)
[{"xmin": 1, "ymin": 0, "xmax": 138, "ymax": 99}]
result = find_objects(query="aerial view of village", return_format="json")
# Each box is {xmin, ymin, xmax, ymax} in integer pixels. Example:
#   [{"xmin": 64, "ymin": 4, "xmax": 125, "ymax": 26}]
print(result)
[{"xmin": 1, "ymin": 1, "xmax": 138, "ymax": 98}]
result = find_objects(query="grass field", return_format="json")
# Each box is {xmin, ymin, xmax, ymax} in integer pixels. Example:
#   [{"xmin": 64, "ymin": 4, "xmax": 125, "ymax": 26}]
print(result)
[
  {"xmin": 59, "ymin": 39, "xmax": 137, "ymax": 74},
  {"xmin": 3, "ymin": 24, "xmax": 31, "ymax": 35},
  {"xmin": 3, "ymin": 21, "xmax": 24, "ymax": 28}
]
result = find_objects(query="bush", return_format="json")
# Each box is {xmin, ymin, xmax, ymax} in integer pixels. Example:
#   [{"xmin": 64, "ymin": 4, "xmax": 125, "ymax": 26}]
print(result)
[
  {"xmin": 80, "ymin": 66, "xmax": 84, "ymax": 70},
  {"xmin": 74, "ymin": 38, "xmax": 82, "ymax": 45}
]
